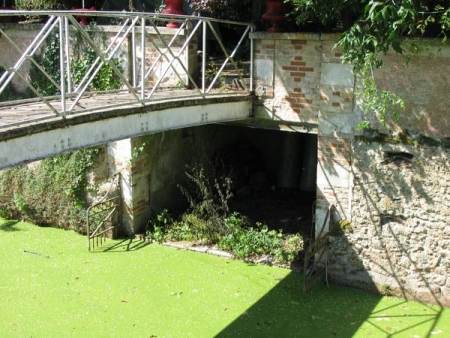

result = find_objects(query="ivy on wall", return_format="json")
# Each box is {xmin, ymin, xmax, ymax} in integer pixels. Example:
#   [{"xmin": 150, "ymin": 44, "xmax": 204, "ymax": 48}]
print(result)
[
  {"xmin": 0, "ymin": 147, "xmax": 101, "ymax": 233},
  {"xmin": 29, "ymin": 24, "xmax": 124, "ymax": 97}
]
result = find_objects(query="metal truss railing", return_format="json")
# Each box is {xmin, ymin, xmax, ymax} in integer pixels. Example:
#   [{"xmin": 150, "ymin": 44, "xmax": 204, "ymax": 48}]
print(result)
[{"xmin": 0, "ymin": 10, "xmax": 254, "ymax": 126}]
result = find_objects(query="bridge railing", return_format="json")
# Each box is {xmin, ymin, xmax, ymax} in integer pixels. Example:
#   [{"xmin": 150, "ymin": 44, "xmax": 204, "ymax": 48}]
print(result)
[{"xmin": 0, "ymin": 10, "xmax": 254, "ymax": 126}]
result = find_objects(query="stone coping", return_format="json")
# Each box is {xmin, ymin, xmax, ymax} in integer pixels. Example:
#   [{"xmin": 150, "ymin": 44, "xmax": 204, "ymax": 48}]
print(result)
[
  {"xmin": 0, "ymin": 22, "xmax": 187, "ymax": 36},
  {"xmin": 160, "ymin": 240, "xmax": 300, "ymax": 271},
  {"xmin": 250, "ymin": 31, "xmax": 340, "ymax": 41}
]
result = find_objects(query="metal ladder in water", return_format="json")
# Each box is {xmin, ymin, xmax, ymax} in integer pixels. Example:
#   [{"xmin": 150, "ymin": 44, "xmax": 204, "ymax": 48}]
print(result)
[
  {"xmin": 303, "ymin": 204, "xmax": 337, "ymax": 294},
  {"xmin": 87, "ymin": 173, "xmax": 122, "ymax": 251}
]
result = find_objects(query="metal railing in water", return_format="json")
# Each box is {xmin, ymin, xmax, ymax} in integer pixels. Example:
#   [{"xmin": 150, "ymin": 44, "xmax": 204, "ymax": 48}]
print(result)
[
  {"xmin": 87, "ymin": 172, "xmax": 121, "ymax": 251},
  {"xmin": 0, "ymin": 10, "xmax": 254, "ymax": 127}
]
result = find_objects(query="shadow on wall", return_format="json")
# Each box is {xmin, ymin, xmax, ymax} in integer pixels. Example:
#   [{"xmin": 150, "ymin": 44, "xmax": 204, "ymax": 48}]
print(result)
[
  {"xmin": 326, "ymin": 135, "xmax": 450, "ymax": 307},
  {"xmin": 215, "ymin": 268, "xmax": 445, "ymax": 337}
]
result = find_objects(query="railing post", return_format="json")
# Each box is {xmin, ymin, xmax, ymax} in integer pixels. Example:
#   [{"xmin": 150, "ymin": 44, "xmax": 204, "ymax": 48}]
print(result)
[
  {"xmin": 250, "ymin": 25, "xmax": 254, "ymax": 93},
  {"xmin": 64, "ymin": 15, "xmax": 72, "ymax": 95},
  {"xmin": 141, "ymin": 16, "xmax": 146, "ymax": 100},
  {"xmin": 131, "ymin": 23, "xmax": 137, "ymax": 88},
  {"xmin": 59, "ymin": 16, "xmax": 67, "ymax": 116},
  {"xmin": 202, "ymin": 20, "xmax": 207, "ymax": 94}
]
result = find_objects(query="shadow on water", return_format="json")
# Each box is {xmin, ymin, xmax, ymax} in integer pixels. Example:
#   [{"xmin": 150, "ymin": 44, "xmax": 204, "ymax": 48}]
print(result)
[
  {"xmin": 92, "ymin": 238, "xmax": 151, "ymax": 253},
  {"xmin": 215, "ymin": 269, "xmax": 445, "ymax": 338},
  {"xmin": 0, "ymin": 219, "xmax": 20, "ymax": 232}
]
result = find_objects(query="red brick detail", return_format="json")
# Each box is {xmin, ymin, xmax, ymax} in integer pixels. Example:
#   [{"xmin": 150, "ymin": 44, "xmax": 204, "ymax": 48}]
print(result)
[
  {"xmin": 291, "ymin": 40, "xmax": 307, "ymax": 45},
  {"xmin": 294, "ymin": 56, "xmax": 303, "ymax": 61},
  {"xmin": 298, "ymin": 67, "xmax": 314, "ymax": 72},
  {"xmin": 298, "ymin": 98, "xmax": 312, "ymax": 104},
  {"xmin": 291, "ymin": 61, "xmax": 306, "ymax": 67},
  {"xmin": 282, "ymin": 66, "xmax": 298, "ymax": 71},
  {"xmin": 293, "ymin": 78, "xmax": 302, "ymax": 82},
  {"xmin": 335, "ymin": 52, "xmax": 343, "ymax": 57},
  {"xmin": 290, "ymin": 103, "xmax": 305, "ymax": 109},
  {"xmin": 267, "ymin": 44, "xmax": 275, "ymax": 49},
  {"xmin": 284, "ymin": 97, "xmax": 296, "ymax": 102},
  {"xmin": 332, "ymin": 91, "xmax": 340, "ymax": 96},
  {"xmin": 290, "ymin": 72, "xmax": 306, "ymax": 77}
]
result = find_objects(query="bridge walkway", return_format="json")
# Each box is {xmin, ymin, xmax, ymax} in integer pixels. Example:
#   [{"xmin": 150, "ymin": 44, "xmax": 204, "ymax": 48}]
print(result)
[{"xmin": 0, "ymin": 10, "xmax": 254, "ymax": 168}]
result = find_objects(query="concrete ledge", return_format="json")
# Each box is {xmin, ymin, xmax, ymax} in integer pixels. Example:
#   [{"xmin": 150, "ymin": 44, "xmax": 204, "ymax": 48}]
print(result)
[
  {"xmin": 250, "ymin": 32, "xmax": 340, "ymax": 41},
  {"xmin": 162, "ymin": 241, "xmax": 233, "ymax": 258}
]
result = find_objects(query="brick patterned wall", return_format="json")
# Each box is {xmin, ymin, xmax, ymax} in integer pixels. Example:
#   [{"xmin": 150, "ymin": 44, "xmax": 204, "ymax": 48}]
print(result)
[
  {"xmin": 136, "ymin": 28, "xmax": 196, "ymax": 88},
  {"xmin": 251, "ymin": 32, "xmax": 355, "ymax": 230},
  {"xmin": 252, "ymin": 33, "xmax": 324, "ymax": 125}
]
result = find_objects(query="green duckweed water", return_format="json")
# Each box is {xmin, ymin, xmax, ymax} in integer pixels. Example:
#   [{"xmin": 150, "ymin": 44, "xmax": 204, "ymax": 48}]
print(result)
[{"xmin": 0, "ymin": 219, "xmax": 448, "ymax": 337}]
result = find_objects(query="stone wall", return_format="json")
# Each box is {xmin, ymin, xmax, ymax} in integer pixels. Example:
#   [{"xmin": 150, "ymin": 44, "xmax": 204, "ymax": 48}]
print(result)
[
  {"xmin": 329, "ymin": 139, "xmax": 450, "ymax": 306},
  {"xmin": 252, "ymin": 32, "xmax": 450, "ymax": 305}
]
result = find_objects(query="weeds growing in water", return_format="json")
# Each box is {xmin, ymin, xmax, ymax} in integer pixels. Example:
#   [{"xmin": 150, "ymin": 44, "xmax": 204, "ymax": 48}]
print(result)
[{"xmin": 146, "ymin": 162, "xmax": 305, "ymax": 264}]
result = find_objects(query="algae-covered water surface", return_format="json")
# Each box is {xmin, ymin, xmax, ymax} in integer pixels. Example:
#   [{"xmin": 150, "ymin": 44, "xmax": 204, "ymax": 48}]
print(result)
[{"xmin": 0, "ymin": 219, "xmax": 448, "ymax": 337}]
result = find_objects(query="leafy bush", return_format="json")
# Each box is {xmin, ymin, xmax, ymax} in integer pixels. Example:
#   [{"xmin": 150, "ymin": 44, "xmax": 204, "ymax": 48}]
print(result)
[
  {"xmin": 146, "ymin": 210, "xmax": 305, "ymax": 264},
  {"xmin": 178, "ymin": 162, "xmax": 233, "ymax": 239},
  {"xmin": 71, "ymin": 27, "xmax": 124, "ymax": 91},
  {"xmin": 29, "ymin": 26, "xmax": 124, "ymax": 99},
  {"xmin": 15, "ymin": 0, "xmax": 62, "ymax": 10},
  {"xmin": 218, "ymin": 213, "xmax": 304, "ymax": 263},
  {"xmin": 29, "ymin": 32, "xmax": 61, "ymax": 97},
  {"xmin": 145, "ymin": 162, "xmax": 304, "ymax": 264},
  {"xmin": 0, "ymin": 147, "xmax": 101, "ymax": 233}
]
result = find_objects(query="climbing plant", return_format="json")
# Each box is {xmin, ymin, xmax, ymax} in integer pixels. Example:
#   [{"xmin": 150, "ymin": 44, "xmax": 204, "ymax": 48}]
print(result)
[
  {"xmin": 29, "ymin": 24, "xmax": 124, "ymax": 98},
  {"xmin": 0, "ymin": 147, "xmax": 101, "ymax": 233},
  {"xmin": 71, "ymin": 25, "xmax": 124, "ymax": 91},
  {"xmin": 290, "ymin": 0, "xmax": 450, "ymax": 129}
]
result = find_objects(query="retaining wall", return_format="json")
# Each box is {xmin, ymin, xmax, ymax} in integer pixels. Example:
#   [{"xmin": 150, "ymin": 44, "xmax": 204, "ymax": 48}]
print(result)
[{"xmin": 251, "ymin": 32, "xmax": 450, "ymax": 306}]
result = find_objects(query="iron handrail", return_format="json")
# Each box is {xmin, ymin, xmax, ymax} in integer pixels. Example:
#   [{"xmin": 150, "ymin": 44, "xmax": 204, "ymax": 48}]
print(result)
[
  {"xmin": 0, "ymin": 10, "xmax": 254, "ymax": 127},
  {"xmin": 87, "ymin": 172, "xmax": 122, "ymax": 251}
]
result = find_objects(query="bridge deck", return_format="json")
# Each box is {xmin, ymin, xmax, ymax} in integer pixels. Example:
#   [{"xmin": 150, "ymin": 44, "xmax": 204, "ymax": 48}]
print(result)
[
  {"xmin": 0, "ymin": 91, "xmax": 253, "ymax": 169},
  {"xmin": 0, "ymin": 90, "xmax": 253, "ymax": 140}
]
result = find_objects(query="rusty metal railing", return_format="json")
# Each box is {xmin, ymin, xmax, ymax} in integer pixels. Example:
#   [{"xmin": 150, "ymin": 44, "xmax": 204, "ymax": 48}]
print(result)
[
  {"xmin": 303, "ymin": 204, "xmax": 336, "ymax": 294},
  {"xmin": 87, "ymin": 172, "xmax": 121, "ymax": 251}
]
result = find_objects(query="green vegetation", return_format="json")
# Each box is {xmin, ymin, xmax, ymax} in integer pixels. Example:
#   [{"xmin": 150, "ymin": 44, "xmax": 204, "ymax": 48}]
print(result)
[
  {"xmin": 1, "ymin": 219, "xmax": 449, "ymax": 337},
  {"xmin": 29, "ymin": 26, "xmax": 124, "ymax": 98},
  {"xmin": 146, "ymin": 163, "xmax": 305, "ymax": 265},
  {"xmin": 0, "ymin": 147, "xmax": 101, "ymax": 233},
  {"xmin": 14, "ymin": 0, "xmax": 62, "ymax": 10},
  {"xmin": 0, "ymin": 67, "xmax": 29, "ymax": 101},
  {"xmin": 71, "ymin": 26, "xmax": 124, "ymax": 91},
  {"xmin": 289, "ymin": 0, "xmax": 450, "ymax": 129}
]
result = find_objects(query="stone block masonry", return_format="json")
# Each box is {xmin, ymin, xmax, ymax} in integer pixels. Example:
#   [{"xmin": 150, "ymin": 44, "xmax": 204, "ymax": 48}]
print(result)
[
  {"xmin": 251, "ymin": 32, "xmax": 450, "ymax": 306},
  {"xmin": 329, "ymin": 141, "xmax": 450, "ymax": 306}
]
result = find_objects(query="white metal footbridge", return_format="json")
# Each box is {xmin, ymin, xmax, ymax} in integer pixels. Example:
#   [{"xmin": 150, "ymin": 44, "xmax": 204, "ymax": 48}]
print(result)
[{"xmin": 0, "ymin": 10, "xmax": 254, "ymax": 169}]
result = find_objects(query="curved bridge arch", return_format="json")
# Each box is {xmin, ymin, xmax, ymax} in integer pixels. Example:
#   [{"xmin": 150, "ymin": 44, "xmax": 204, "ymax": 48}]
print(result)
[{"xmin": 0, "ymin": 94, "xmax": 253, "ymax": 169}]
